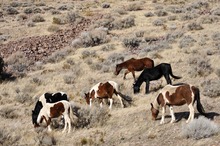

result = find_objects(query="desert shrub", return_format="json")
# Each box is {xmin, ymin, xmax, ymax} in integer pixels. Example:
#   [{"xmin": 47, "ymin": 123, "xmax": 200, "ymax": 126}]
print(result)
[
  {"xmin": 102, "ymin": 3, "xmax": 110, "ymax": 8},
  {"xmin": 16, "ymin": 14, "xmax": 28, "ymax": 21},
  {"xmin": 0, "ymin": 107, "xmax": 18, "ymax": 119},
  {"xmin": 167, "ymin": 15, "xmax": 177, "ymax": 21},
  {"xmin": 90, "ymin": 63, "xmax": 103, "ymax": 71},
  {"xmin": 211, "ymin": 8, "xmax": 220, "ymax": 16},
  {"xmin": 0, "ymin": 128, "xmax": 20, "ymax": 146},
  {"xmin": 199, "ymin": 15, "xmax": 219, "ymax": 24},
  {"xmin": 31, "ymin": 77, "xmax": 42, "ymax": 85},
  {"xmin": 78, "ymin": 29, "xmax": 109, "ymax": 47},
  {"xmin": 107, "ymin": 53, "xmax": 124, "ymax": 64},
  {"xmin": 179, "ymin": 35, "xmax": 196, "ymax": 48},
  {"xmin": 27, "ymin": 21, "xmax": 35, "ymax": 27},
  {"xmin": 66, "ymin": 11, "xmax": 84, "ymax": 24},
  {"xmin": 43, "ymin": 6, "xmax": 55, "ymax": 11},
  {"xmin": 35, "ymin": 131, "xmax": 56, "ymax": 145},
  {"xmin": 35, "ymin": 2, "xmax": 46, "ymax": 7},
  {"xmin": 23, "ymin": 7, "xmax": 32, "ymax": 14},
  {"xmin": 188, "ymin": 55, "xmax": 213, "ymax": 77},
  {"xmin": 135, "ymin": 30, "xmax": 145, "ymax": 37},
  {"xmin": 81, "ymin": 50, "xmax": 97, "ymax": 59},
  {"xmin": 211, "ymin": 32, "xmax": 220, "ymax": 41},
  {"xmin": 32, "ymin": 14, "xmax": 45, "ymax": 22},
  {"xmin": 52, "ymin": 17, "xmax": 65, "ymax": 25},
  {"xmin": 75, "ymin": 106, "xmax": 110, "ymax": 128},
  {"xmin": 182, "ymin": 116, "xmax": 220, "ymax": 139},
  {"xmin": 46, "ymin": 49, "xmax": 69, "ymax": 63},
  {"xmin": 58, "ymin": 5, "xmax": 68, "ymax": 11},
  {"xmin": 154, "ymin": 10, "xmax": 168, "ymax": 17},
  {"xmin": 15, "ymin": 92, "xmax": 33, "ymax": 104},
  {"xmin": 186, "ymin": 1, "xmax": 209, "ymax": 11},
  {"xmin": 126, "ymin": 2, "xmax": 142, "ymax": 11},
  {"xmin": 6, "ymin": 51, "xmax": 30, "ymax": 77},
  {"xmin": 63, "ymin": 74, "xmax": 76, "ymax": 84},
  {"xmin": 144, "ymin": 12, "xmax": 154, "ymax": 17},
  {"xmin": 122, "ymin": 36, "xmax": 142, "ymax": 48},
  {"xmin": 51, "ymin": 10, "xmax": 61, "ymax": 15},
  {"xmin": 33, "ymin": 7, "xmax": 42, "ymax": 13},
  {"xmin": 201, "ymin": 79, "xmax": 220, "ymax": 98},
  {"xmin": 166, "ymin": 30, "xmax": 184, "ymax": 43},
  {"xmin": 10, "ymin": 1, "xmax": 22, "ymax": 7},
  {"xmin": 187, "ymin": 22, "xmax": 203, "ymax": 31},
  {"xmin": 215, "ymin": 68, "xmax": 220, "ymax": 77},
  {"xmin": 152, "ymin": 18, "xmax": 165, "ymax": 26},
  {"xmin": 113, "ymin": 15, "xmax": 135, "ymax": 29},
  {"xmin": 47, "ymin": 25, "xmax": 60, "ymax": 32},
  {"xmin": 140, "ymin": 40, "xmax": 171, "ymax": 52},
  {"xmin": 114, "ymin": 8, "xmax": 127, "ymax": 15},
  {"xmin": 180, "ymin": 13, "xmax": 199, "ymax": 21},
  {"xmin": 166, "ymin": 6, "xmax": 185, "ymax": 13},
  {"xmin": 6, "ymin": 7, "xmax": 19, "ymax": 15},
  {"xmin": 101, "ymin": 44, "xmax": 115, "ymax": 51}
]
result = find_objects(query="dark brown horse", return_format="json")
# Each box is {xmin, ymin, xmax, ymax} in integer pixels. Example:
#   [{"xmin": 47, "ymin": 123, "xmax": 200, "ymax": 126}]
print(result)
[
  {"xmin": 150, "ymin": 83, "xmax": 207, "ymax": 124},
  {"xmin": 114, "ymin": 57, "xmax": 154, "ymax": 81}
]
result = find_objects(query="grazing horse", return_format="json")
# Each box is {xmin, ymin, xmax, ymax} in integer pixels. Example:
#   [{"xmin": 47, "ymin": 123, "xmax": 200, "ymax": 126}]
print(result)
[
  {"xmin": 150, "ymin": 83, "xmax": 207, "ymax": 124},
  {"xmin": 133, "ymin": 63, "xmax": 181, "ymax": 94},
  {"xmin": 32, "ymin": 92, "xmax": 69, "ymax": 127},
  {"xmin": 35, "ymin": 100, "xmax": 74, "ymax": 133},
  {"xmin": 84, "ymin": 81, "xmax": 124, "ymax": 109},
  {"xmin": 114, "ymin": 57, "xmax": 154, "ymax": 81}
]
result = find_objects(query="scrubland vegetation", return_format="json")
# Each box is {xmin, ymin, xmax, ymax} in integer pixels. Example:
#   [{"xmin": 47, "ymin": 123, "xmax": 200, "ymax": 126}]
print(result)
[{"xmin": 0, "ymin": 0, "xmax": 220, "ymax": 145}]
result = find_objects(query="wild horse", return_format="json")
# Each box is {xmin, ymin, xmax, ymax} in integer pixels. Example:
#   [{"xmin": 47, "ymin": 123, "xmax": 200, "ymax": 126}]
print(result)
[
  {"xmin": 150, "ymin": 83, "xmax": 207, "ymax": 124},
  {"xmin": 133, "ymin": 63, "xmax": 181, "ymax": 94},
  {"xmin": 114, "ymin": 57, "xmax": 154, "ymax": 81}
]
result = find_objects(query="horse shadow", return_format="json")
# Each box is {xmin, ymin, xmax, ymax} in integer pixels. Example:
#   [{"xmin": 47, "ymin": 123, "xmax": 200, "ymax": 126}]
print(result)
[
  {"xmin": 174, "ymin": 111, "xmax": 220, "ymax": 122},
  {"xmin": 0, "ymin": 72, "xmax": 16, "ymax": 82},
  {"xmin": 118, "ymin": 92, "xmax": 133, "ymax": 108}
]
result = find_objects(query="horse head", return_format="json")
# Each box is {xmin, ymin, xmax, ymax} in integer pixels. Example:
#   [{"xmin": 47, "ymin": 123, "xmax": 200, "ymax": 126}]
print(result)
[
  {"xmin": 84, "ymin": 92, "xmax": 90, "ymax": 105},
  {"xmin": 114, "ymin": 64, "xmax": 122, "ymax": 75},
  {"xmin": 150, "ymin": 103, "xmax": 159, "ymax": 120},
  {"xmin": 133, "ymin": 83, "xmax": 140, "ymax": 94}
]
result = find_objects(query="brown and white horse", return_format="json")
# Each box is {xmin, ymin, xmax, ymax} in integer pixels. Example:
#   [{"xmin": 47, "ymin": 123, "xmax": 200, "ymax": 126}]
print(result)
[
  {"xmin": 84, "ymin": 81, "xmax": 124, "ymax": 109},
  {"xmin": 150, "ymin": 83, "xmax": 207, "ymax": 124},
  {"xmin": 35, "ymin": 100, "xmax": 75, "ymax": 133},
  {"xmin": 114, "ymin": 57, "xmax": 154, "ymax": 81}
]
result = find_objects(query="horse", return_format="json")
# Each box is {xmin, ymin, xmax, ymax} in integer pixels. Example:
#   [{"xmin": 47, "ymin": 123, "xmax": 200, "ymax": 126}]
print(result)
[
  {"xmin": 133, "ymin": 63, "xmax": 181, "ymax": 94},
  {"xmin": 34, "ymin": 100, "xmax": 75, "ymax": 133},
  {"xmin": 150, "ymin": 83, "xmax": 207, "ymax": 124},
  {"xmin": 84, "ymin": 81, "xmax": 125, "ymax": 109},
  {"xmin": 114, "ymin": 57, "xmax": 154, "ymax": 81},
  {"xmin": 32, "ymin": 92, "xmax": 69, "ymax": 127}
]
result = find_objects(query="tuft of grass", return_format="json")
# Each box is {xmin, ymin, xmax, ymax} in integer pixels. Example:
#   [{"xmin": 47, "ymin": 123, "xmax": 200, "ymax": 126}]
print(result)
[
  {"xmin": 32, "ymin": 15, "xmax": 45, "ymax": 22},
  {"xmin": 47, "ymin": 25, "xmax": 60, "ymax": 32},
  {"xmin": 179, "ymin": 35, "xmax": 196, "ymax": 48},
  {"xmin": 182, "ymin": 116, "xmax": 220, "ymax": 139},
  {"xmin": 201, "ymin": 79, "xmax": 220, "ymax": 98}
]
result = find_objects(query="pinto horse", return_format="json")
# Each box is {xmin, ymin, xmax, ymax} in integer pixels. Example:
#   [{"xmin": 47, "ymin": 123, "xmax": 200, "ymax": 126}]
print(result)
[
  {"xmin": 114, "ymin": 57, "xmax": 154, "ymax": 81},
  {"xmin": 133, "ymin": 63, "xmax": 181, "ymax": 94},
  {"xmin": 35, "ymin": 100, "xmax": 75, "ymax": 133},
  {"xmin": 32, "ymin": 92, "xmax": 69, "ymax": 127},
  {"xmin": 84, "ymin": 81, "xmax": 124, "ymax": 109},
  {"xmin": 150, "ymin": 83, "xmax": 207, "ymax": 124}
]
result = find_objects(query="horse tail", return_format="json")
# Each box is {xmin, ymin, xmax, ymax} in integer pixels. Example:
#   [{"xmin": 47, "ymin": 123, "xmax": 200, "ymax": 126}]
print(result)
[
  {"xmin": 169, "ymin": 64, "xmax": 181, "ymax": 79},
  {"xmin": 193, "ymin": 86, "xmax": 207, "ymax": 116}
]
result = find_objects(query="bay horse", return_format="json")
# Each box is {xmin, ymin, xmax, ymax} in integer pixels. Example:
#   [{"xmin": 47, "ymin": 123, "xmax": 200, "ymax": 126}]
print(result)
[
  {"xmin": 150, "ymin": 83, "xmax": 207, "ymax": 124},
  {"xmin": 32, "ymin": 92, "xmax": 69, "ymax": 127},
  {"xmin": 114, "ymin": 57, "xmax": 154, "ymax": 81},
  {"xmin": 133, "ymin": 63, "xmax": 181, "ymax": 94},
  {"xmin": 35, "ymin": 100, "xmax": 75, "ymax": 133},
  {"xmin": 84, "ymin": 81, "xmax": 124, "ymax": 109}
]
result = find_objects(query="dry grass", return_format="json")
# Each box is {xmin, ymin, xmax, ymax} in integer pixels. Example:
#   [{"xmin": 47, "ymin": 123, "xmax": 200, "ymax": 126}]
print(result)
[{"xmin": 0, "ymin": 0, "xmax": 220, "ymax": 145}]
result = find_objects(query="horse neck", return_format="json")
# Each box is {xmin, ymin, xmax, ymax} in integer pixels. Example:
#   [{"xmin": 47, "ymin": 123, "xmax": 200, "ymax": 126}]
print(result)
[{"xmin": 134, "ymin": 76, "xmax": 144, "ymax": 87}]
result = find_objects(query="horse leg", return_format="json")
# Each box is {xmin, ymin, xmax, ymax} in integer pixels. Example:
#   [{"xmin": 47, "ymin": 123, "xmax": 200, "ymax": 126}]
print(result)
[
  {"xmin": 123, "ymin": 70, "xmax": 130, "ymax": 80},
  {"xmin": 145, "ymin": 80, "xmax": 150, "ymax": 94},
  {"xmin": 109, "ymin": 98, "xmax": 113, "ymax": 109},
  {"xmin": 89, "ymin": 98, "xmax": 92, "ymax": 107},
  {"xmin": 186, "ymin": 103, "xmax": 194, "ymax": 123},
  {"xmin": 165, "ymin": 75, "xmax": 172, "ymax": 85},
  {"xmin": 131, "ymin": 71, "xmax": 136, "ymax": 81},
  {"xmin": 169, "ymin": 106, "xmax": 176, "ymax": 123},
  {"xmin": 99, "ymin": 99, "xmax": 103, "ymax": 108},
  {"xmin": 160, "ymin": 106, "xmax": 166, "ymax": 124},
  {"xmin": 66, "ymin": 116, "xmax": 71, "ymax": 133}
]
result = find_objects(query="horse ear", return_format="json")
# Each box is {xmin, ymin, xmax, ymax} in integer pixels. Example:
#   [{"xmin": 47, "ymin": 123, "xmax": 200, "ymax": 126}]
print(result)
[{"xmin": 150, "ymin": 103, "xmax": 153, "ymax": 107}]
